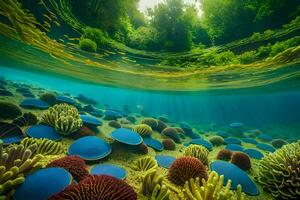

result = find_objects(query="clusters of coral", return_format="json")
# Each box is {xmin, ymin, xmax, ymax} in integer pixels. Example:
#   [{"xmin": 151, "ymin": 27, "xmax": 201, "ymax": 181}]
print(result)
[
  {"xmin": 179, "ymin": 171, "xmax": 245, "ymax": 200},
  {"xmin": 42, "ymin": 103, "xmax": 82, "ymax": 135},
  {"xmin": 257, "ymin": 140, "xmax": 300, "ymax": 199},
  {"xmin": 133, "ymin": 124, "xmax": 153, "ymax": 137},
  {"xmin": 21, "ymin": 137, "xmax": 65, "ymax": 155},
  {"xmin": 0, "ymin": 141, "xmax": 43, "ymax": 199},
  {"xmin": 131, "ymin": 156, "xmax": 158, "ymax": 172},
  {"xmin": 184, "ymin": 144, "xmax": 209, "ymax": 165}
]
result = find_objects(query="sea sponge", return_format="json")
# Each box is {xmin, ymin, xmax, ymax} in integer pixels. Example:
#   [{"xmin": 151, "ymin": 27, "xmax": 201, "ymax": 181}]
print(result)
[
  {"xmin": 162, "ymin": 139, "xmax": 176, "ymax": 150},
  {"xmin": 209, "ymin": 136, "xmax": 224, "ymax": 146},
  {"xmin": 47, "ymin": 156, "xmax": 88, "ymax": 181},
  {"xmin": 73, "ymin": 126, "xmax": 96, "ymax": 139},
  {"xmin": 184, "ymin": 144, "xmax": 209, "ymax": 165},
  {"xmin": 257, "ymin": 141, "xmax": 300, "ymax": 199},
  {"xmin": 131, "ymin": 156, "xmax": 158, "ymax": 172},
  {"xmin": 161, "ymin": 127, "xmax": 181, "ymax": 143},
  {"xmin": 155, "ymin": 120, "xmax": 167, "ymax": 133},
  {"xmin": 168, "ymin": 157, "xmax": 208, "ymax": 186},
  {"xmin": 21, "ymin": 137, "xmax": 65, "ymax": 155},
  {"xmin": 141, "ymin": 118, "xmax": 158, "ymax": 129},
  {"xmin": 0, "ymin": 142, "xmax": 43, "ymax": 198},
  {"xmin": 48, "ymin": 175, "xmax": 137, "ymax": 200},
  {"xmin": 0, "ymin": 101, "xmax": 22, "ymax": 119},
  {"xmin": 108, "ymin": 120, "xmax": 121, "ymax": 128},
  {"xmin": 271, "ymin": 139, "xmax": 288, "ymax": 148},
  {"xmin": 39, "ymin": 93, "xmax": 56, "ymax": 105},
  {"xmin": 132, "ymin": 124, "xmax": 152, "ymax": 137},
  {"xmin": 141, "ymin": 169, "xmax": 170, "ymax": 200},
  {"xmin": 13, "ymin": 112, "xmax": 38, "ymax": 127},
  {"xmin": 42, "ymin": 103, "xmax": 82, "ymax": 135},
  {"xmin": 230, "ymin": 152, "xmax": 251, "ymax": 171},
  {"xmin": 180, "ymin": 171, "xmax": 245, "ymax": 200},
  {"xmin": 136, "ymin": 143, "xmax": 148, "ymax": 155},
  {"xmin": 217, "ymin": 149, "xmax": 232, "ymax": 161}
]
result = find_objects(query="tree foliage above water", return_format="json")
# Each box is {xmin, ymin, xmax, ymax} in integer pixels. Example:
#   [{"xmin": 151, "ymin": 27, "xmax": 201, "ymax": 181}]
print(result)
[{"xmin": 57, "ymin": 0, "xmax": 300, "ymax": 52}]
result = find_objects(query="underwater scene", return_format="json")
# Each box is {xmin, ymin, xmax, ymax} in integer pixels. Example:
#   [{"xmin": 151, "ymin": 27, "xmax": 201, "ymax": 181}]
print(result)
[{"xmin": 0, "ymin": 0, "xmax": 300, "ymax": 199}]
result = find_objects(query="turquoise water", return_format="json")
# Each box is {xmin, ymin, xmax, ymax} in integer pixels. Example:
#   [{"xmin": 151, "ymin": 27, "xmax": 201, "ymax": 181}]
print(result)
[{"xmin": 2, "ymin": 65, "xmax": 300, "ymax": 132}]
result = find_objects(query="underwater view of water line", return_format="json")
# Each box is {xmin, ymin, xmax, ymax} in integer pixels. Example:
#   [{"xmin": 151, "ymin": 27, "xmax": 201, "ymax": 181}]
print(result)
[{"xmin": 1, "ymin": 0, "xmax": 300, "ymax": 200}]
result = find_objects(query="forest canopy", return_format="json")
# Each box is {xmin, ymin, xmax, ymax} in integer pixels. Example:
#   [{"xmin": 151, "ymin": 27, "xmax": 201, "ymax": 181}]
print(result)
[{"xmin": 70, "ymin": 0, "xmax": 300, "ymax": 52}]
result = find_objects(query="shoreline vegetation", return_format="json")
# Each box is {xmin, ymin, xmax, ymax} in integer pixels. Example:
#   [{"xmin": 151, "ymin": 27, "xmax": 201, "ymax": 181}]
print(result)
[{"xmin": 0, "ymin": 0, "xmax": 299, "ymax": 92}]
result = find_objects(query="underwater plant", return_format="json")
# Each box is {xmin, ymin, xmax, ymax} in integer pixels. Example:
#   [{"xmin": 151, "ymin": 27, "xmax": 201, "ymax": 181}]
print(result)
[
  {"xmin": 133, "ymin": 124, "xmax": 153, "ymax": 137},
  {"xmin": 257, "ymin": 140, "xmax": 300, "ymax": 199},
  {"xmin": 161, "ymin": 127, "xmax": 181, "ymax": 143},
  {"xmin": 0, "ymin": 141, "xmax": 42, "ymax": 198},
  {"xmin": 47, "ymin": 156, "xmax": 88, "ymax": 182},
  {"xmin": 162, "ymin": 139, "xmax": 176, "ymax": 150},
  {"xmin": 21, "ymin": 137, "xmax": 65, "ymax": 155},
  {"xmin": 79, "ymin": 38, "xmax": 97, "ymax": 52},
  {"xmin": 217, "ymin": 149, "xmax": 232, "ymax": 161},
  {"xmin": 48, "ymin": 175, "xmax": 137, "ymax": 200},
  {"xmin": 141, "ymin": 118, "xmax": 158, "ymax": 129},
  {"xmin": 141, "ymin": 169, "xmax": 170, "ymax": 200},
  {"xmin": 230, "ymin": 152, "xmax": 251, "ymax": 171},
  {"xmin": 131, "ymin": 156, "xmax": 158, "ymax": 172},
  {"xmin": 209, "ymin": 136, "xmax": 224, "ymax": 146},
  {"xmin": 179, "ymin": 171, "xmax": 245, "ymax": 200},
  {"xmin": 0, "ymin": 101, "xmax": 22, "ymax": 119},
  {"xmin": 184, "ymin": 144, "xmax": 209, "ymax": 165},
  {"xmin": 12, "ymin": 112, "xmax": 38, "ymax": 127},
  {"xmin": 168, "ymin": 157, "xmax": 208, "ymax": 186},
  {"xmin": 39, "ymin": 93, "xmax": 57, "ymax": 106},
  {"xmin": 42, "ymin": 103, "xmax": 83, "ymax": 135}
]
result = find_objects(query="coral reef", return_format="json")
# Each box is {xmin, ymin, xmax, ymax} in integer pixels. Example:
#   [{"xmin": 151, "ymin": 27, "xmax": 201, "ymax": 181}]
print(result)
[
  {"xmin": 184, "ymin": 144, "xmax": 209, "ymax": 165},
  {"xmin": 257, "ymin": 141, "xmax": 300, "ymax": 199},
  {"xmin": 0, "ymin": 142, "xmax": 42, "ymax": 198},
  {"xmin": 230, "ymin": 152, "xmax": 251, "ymax": 171},
  {"xmin": 133, "ymin": 124, "xmax": 153, "ymax": 137},
  {"xmin": 141, "ymin": 170, "xmax": 170, "ymax": 200},
  {"xmin": 39, "ymin": 93, "xmax": 57, "ymax": 106},
  {"xmin": 180, "ymin": 171, "xmax": 245, "ymax": 200},
  {"xmin": 271, "ymin": 139, "xmax": 288, "ymax": 148},
  {"xmin": 161, "ymin": 127, "xmax": 181, "ymax": 143},
  {"xmin": 217, "ymin": 149, "xmax": 232, "ymax": 161},
  {"xmin": 162, "ymin": 139, "xmax": 176, "ymax": 150},
  {"xmin": 141, "ymin": 118, "xmax": 158, "ymax": 129},
  {"xmin": 209, "ymin": 136, "xmax": 224, "ymax": 146},
  {"xmin": 168, "ymin": 157, "xmax": 208, "ymax": 186},
  {"xmin": 108, "ymin": 120, "xmax": 121, "ymax": 128},
  {"xmin": 73, "ymin": 126, "xmax": 96, "ymax": 139},
  {"xmin": 131, "ymin": 156, "xmax": 158, "ymax": 172},
  {"xmin": 48, "ymin": 175, "xmax": 137, "ymax": 200},
  {"xmin": 136, "ymin": 143, "xmax": 149, "ymax": 155},
  {"xmin": 0, "ymin": 101, "xmax": 22, "ymax": 119},
  {"xmin": 13, "ymin": 112, "xmax": 38, "ymax": 127},
  {"xmin": 21, "ymin": 137, "xmax": 65, "ymax": 155},
  {"xmin": 42, "ymin": 103, "xmax": 82, "ymax": 135},
  {"xmin": 155, "ymin": 120, "xmax": 168, "ymax": 133},
  {"xmin": 47, "ymin": 156, "xmax": 88, "ymax": 181}
]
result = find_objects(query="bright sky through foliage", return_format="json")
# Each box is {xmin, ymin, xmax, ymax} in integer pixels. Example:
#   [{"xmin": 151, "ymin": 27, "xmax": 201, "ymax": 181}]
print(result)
[{"xmin": 138, "ymin": 0, "xmax": 202, "ymax": 15}]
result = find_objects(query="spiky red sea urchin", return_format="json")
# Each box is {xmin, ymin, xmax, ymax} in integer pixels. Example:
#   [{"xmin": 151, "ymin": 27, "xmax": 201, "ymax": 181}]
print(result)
[{"xmin": 48, "ymin": 175, "xmax": 137, "ymax": 200}]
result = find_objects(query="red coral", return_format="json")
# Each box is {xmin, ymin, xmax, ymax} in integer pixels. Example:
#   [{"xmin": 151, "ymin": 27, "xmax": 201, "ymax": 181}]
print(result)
[
  {"xmin": 161, "ymin": 127, "xmax": 181, "ymax": 143},
  {"xmin": 162, "ymin": 139, "xmax": 176, "ymax": 150},
  {"xmin": 74, "ymin": 126, "xmax": 95, "ymax": 139},
  {"xmin": 48, "ymin": 175, "xmax": 137, "ymax": 200},
  {"xmin": 216, "ymin": 149, "xmax": 232, "ymax": 161},
  {"xmin": 168, "ymin": 157, "xmax": 208, "ymax": 186},
  {"xmin": 47, "ymin": 156, "xmax": 88, "ymax": 181},
  {"xmin": 230, "ymin": 152, "xmax": 251, "ymax": 171}
]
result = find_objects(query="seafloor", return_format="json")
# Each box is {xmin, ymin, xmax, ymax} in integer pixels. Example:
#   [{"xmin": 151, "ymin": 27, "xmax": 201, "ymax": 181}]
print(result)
[{"xmin": 0, "ymin": 78, "xmax": 299, "ymax": 200}]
